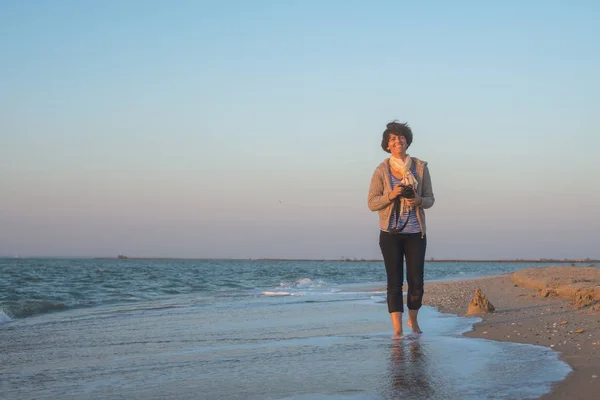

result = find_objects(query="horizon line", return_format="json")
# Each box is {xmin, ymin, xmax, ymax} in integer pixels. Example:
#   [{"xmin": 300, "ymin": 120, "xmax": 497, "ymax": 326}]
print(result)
[{"xmin": 1, "ymin": 256, "xmax": 598, "ymax": 263}]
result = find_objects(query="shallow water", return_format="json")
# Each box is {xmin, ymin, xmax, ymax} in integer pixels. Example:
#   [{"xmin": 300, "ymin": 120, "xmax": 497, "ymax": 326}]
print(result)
[
  {"xmin": 1, "ymin": 258, "xmax": 590, "ymax": 322},
  {"xmin": 1, "ymin": 289, "xmax": 571, "ymax": 400}
]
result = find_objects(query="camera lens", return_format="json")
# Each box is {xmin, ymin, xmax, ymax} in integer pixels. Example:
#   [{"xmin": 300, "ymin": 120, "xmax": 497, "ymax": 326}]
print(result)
[{"xmin": 401, "ymin": 186, "xmax": 415, "ymax": 198}]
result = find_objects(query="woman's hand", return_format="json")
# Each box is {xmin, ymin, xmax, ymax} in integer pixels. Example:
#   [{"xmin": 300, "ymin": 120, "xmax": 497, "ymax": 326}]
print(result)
[
  {"xmin": 389, "ymin": 186, "xmax": 423, "ymax": 206},
  {"xmin": 388, "ymin": 184, "xmax": 403, "ymax": 201},
  {"xmin": 405, "ymin": 194, "xmax": 423, "ymax": 207}
]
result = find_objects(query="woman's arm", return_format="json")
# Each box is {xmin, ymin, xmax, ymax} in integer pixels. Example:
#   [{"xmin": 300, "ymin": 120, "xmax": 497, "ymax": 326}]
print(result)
[
  {"xmin": 419, "ymin": 164, "xmax": 435, "ymax": 209},
  {"xmin": 368, "ymin": 168, "xmax": 392, "ymax": 211}
]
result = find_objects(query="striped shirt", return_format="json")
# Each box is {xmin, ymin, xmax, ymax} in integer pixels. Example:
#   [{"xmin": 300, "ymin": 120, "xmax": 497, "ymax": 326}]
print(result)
[{"xmin": 387, "ymin": 164, "xmax": 421, "ymax": 234}]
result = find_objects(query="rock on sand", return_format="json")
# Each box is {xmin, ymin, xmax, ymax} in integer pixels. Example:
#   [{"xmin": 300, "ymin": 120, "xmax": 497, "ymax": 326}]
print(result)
[{"xmin": 466, "ymin": 288, "xmax": 495, "ymax": 315}]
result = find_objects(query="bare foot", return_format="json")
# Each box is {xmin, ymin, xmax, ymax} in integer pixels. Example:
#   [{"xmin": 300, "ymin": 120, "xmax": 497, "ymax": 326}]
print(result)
[
  {"xmin": 407, "ymin": 319, "xmax": 423, "ymax": 334},
  {"xmin": 390, "ymin": 312, "xmax": 403, "ymax": 339}
]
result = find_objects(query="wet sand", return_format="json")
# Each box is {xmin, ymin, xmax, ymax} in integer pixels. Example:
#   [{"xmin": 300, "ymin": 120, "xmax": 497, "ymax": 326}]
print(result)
[{"xmin": 423, "ymin": 266, "xmax": 600, "ymax": 400}]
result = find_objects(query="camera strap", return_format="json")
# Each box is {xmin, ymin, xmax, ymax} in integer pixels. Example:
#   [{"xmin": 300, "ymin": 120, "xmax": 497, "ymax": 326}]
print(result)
[{"xmin": 391, "ymin": 197, "xmax": 411, "ymax": 233}]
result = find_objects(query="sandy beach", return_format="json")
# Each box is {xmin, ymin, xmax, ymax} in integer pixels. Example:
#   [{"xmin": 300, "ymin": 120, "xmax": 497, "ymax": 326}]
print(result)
[{"xmin": 423, "ymin": 266, "xmax": 600, "ymax": 400}]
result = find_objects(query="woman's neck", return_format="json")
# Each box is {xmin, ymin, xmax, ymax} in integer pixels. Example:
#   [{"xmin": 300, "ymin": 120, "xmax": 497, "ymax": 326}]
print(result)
[{"xmin": 392, "ymin": 152, "xmax": 408, "ymax": 161}]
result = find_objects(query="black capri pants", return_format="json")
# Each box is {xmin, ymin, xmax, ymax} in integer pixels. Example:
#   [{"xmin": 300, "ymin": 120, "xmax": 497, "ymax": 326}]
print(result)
[{"xmin": 379, "ymin": 231, "xmax": 427, "ymax": 313}]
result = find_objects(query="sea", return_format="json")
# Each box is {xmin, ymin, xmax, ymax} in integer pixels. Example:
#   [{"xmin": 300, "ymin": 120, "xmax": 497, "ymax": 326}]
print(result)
[{"xmin": 1, "ymin": 258, "xmax": 581, "ymax": 400}]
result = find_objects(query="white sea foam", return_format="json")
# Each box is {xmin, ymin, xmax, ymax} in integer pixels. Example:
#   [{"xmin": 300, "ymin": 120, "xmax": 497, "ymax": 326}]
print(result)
[
  {"xmin": 269, "ymin": 278, "xmax": 328, "ymax": 296},
  {"xmin": 299, "ymin": 278, "xmax": 326, "ymax": 288},
  {"xmin": 261, "ymin": 291, "xmax": 293, "ymax": 296},
  {"xmin": 296, "ymin": 278, "xmax": 314, "ymax": 287},
  {"xmin": 0, "ymin": 309, "xmax": 12, "ymax": 324},
  {"xmin": 263, "ymin": 278, "xmax": 376, "ymax": 298},
  {"xmin": 278, "ymin": 278, "xmax": 326, "ymax": 289}
]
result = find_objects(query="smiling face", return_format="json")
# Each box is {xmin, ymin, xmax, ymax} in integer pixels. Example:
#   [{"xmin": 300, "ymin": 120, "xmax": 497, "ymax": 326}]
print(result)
[{"xmin": 387, "ymin": 134, "xmax": 407, "ymax": 158}]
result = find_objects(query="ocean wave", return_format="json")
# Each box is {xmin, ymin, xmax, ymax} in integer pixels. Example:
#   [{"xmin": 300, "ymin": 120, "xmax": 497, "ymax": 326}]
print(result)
[
  {"xmin": 0, "ymin": 299, "xmax": 67, "ymax": 320},
  {"xmin": 260, "ymin": 278, "xmax": 340, "ymax": 298},
  {"xmin": 261, "ymin": 291, "xmax": 293, "ymax": 296},
  {"xmin": 0, "ymin": 309, "xmax": 12, "ymax": 324},
  {"xmin": 279, "ymin": 278, "xmax": 325, "ymax": 289}
]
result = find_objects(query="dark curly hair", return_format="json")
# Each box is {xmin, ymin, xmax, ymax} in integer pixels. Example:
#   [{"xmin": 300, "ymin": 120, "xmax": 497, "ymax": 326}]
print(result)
[{"xmin": 381, "ymin": 121, "xmax": 413, "ymax": 153}]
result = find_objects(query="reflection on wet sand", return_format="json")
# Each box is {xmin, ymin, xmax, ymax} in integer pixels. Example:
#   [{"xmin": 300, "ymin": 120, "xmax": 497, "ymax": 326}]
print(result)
[{"xmin": 385, "ymin": 338, "xmax": 435, "ymax": 400}]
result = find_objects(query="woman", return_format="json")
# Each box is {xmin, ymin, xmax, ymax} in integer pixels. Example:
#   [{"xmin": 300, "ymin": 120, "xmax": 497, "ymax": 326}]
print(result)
[{"xmin": 368, "ymin": 121, "xmax": 435, "ymax": 338}]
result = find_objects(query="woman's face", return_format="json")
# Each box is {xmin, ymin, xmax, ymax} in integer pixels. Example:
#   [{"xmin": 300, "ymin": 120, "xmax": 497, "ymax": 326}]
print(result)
[{"xmin": 387, "ymin": 134, "xmax": 407, "ymax": 156}]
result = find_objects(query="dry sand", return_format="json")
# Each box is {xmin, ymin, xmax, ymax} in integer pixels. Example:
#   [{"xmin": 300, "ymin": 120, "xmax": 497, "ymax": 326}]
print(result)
[{"xmin": 423, "ymin": 266, "xmax": 600, "ymax": 400}]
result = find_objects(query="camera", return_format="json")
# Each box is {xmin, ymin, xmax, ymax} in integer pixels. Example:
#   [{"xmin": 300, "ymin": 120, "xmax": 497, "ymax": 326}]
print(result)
[{"xmin": 399, "ymin": 185, "xmax": 415, "ymax": 199}]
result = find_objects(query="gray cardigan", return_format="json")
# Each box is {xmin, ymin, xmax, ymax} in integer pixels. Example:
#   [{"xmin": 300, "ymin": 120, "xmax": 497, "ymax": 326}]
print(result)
[{"xmin": 368, "ymin": 157, "xmax": 435, "ymax": 236}]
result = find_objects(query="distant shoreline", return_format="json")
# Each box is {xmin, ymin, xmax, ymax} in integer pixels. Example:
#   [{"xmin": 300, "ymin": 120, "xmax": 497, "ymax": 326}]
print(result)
[
  {"xmin": 2, "ymin": 256, "xmax": 597, "ymax": 264},
  {"xmin": 90, "ymin": 257, "xmax": 599, "ymax": 263}
]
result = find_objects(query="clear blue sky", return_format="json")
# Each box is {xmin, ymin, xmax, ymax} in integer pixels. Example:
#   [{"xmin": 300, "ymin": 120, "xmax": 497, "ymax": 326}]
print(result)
[{"xmin": 1, "ymin": 1, "xmax": 599, "ymax": 259}]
